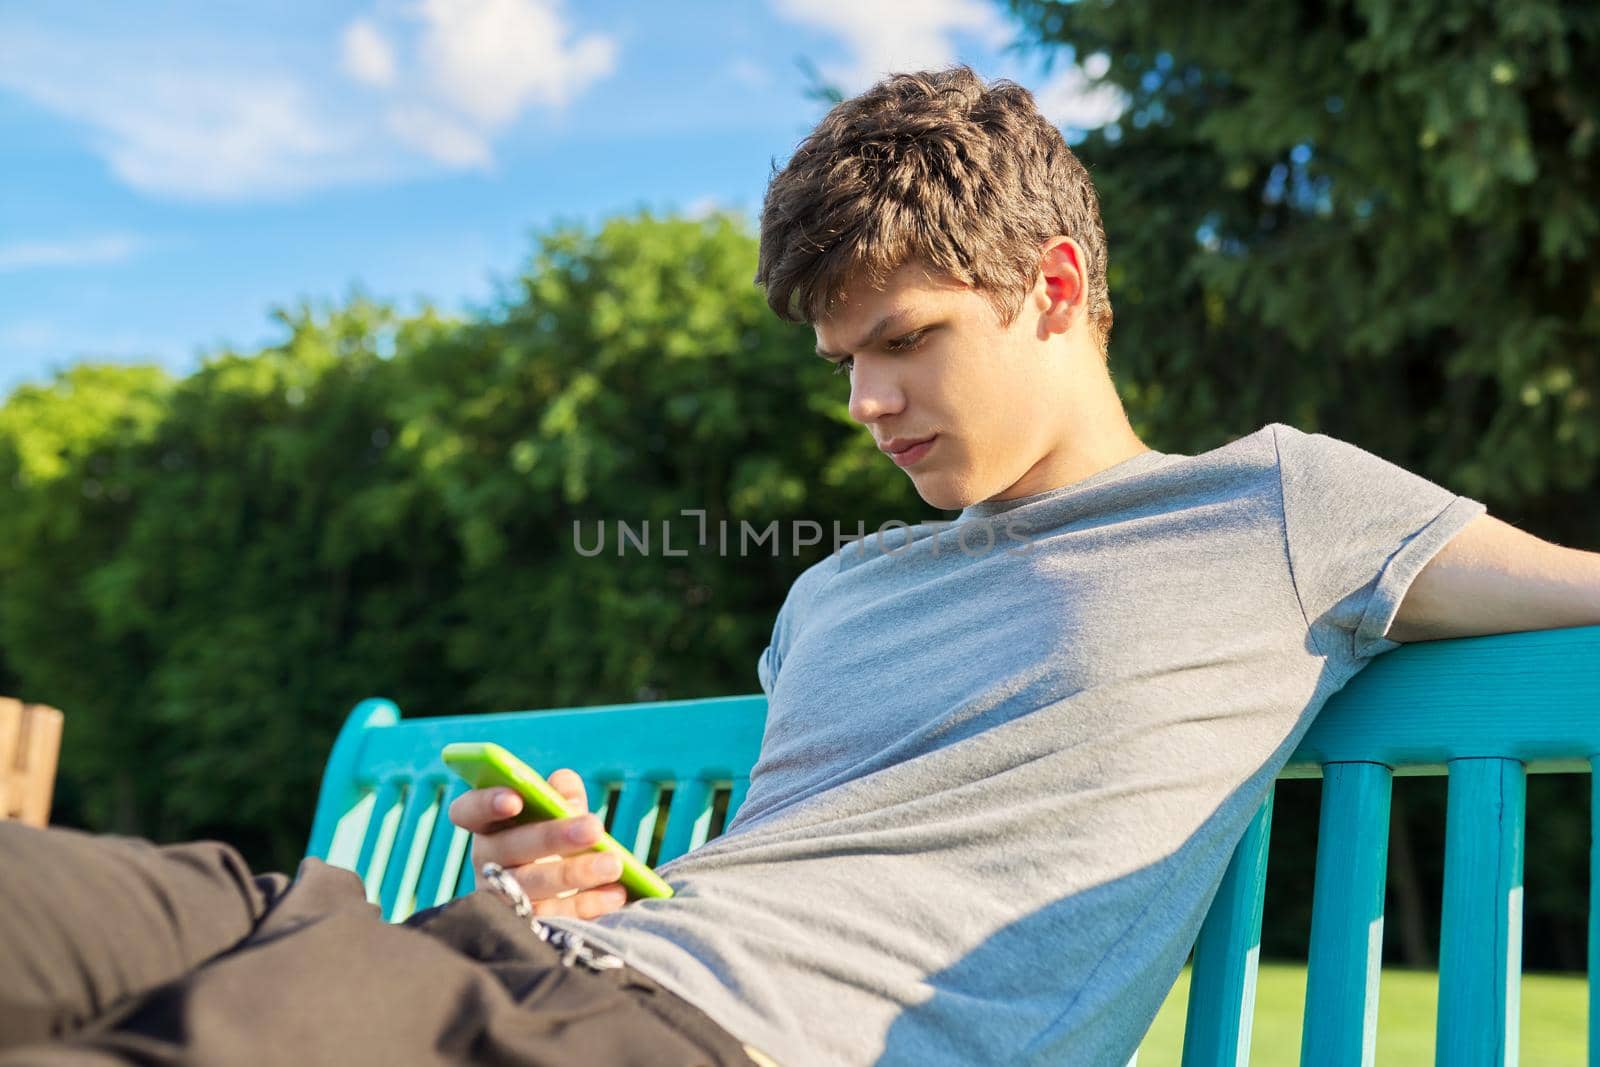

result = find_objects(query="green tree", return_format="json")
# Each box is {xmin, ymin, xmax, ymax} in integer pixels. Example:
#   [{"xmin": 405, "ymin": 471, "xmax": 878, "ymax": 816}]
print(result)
[
  {"xmin": 1005, "ymin": 0, "xmax": 1599, "ymax": 970},
  {"xmin": 1009, "ymin": 0, "xmax": 1598, "ymax": 531},
  {"xmin": 0, "ymin": 212, "xmax": 935, "ymax": 871},
  {"xmin": 0, "ymin": 364, "xmax": 173, "ymax": 832},
  {"xmin": 392, "ymin": 210, "xmax": 924, "ymax": 712}
]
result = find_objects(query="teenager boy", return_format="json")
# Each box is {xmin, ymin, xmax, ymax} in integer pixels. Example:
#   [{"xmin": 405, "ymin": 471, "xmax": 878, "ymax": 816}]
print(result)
[{"xmin": 3, "ymin": 65, "xmax": 1595, "ymax": 1067}]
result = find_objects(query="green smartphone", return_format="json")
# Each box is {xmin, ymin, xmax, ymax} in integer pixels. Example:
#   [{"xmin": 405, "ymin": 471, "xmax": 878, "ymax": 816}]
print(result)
[{"xmin": 441, "ymin": 741, "xmax": 674, "ymax": 900}]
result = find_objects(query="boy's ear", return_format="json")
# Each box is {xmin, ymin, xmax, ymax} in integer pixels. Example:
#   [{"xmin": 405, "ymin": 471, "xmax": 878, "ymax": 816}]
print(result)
[
  {"xmin": 1038, "ymin": 238, "xmax": 1086, "ymax": 334},
  {"xmin": 1039, "ymin": 239, "xmax": 1085, "ymax": 309}
]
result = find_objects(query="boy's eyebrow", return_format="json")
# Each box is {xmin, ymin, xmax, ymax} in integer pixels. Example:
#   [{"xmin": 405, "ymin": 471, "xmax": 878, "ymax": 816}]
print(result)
[{"xmin": 815, "ymin": 310, "xmax": 919, "ymax": 360}]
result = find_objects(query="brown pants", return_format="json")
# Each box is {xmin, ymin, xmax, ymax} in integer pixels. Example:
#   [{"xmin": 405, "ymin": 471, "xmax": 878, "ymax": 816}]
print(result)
[{"xmin": 0, "ymin": 822, "xmax": 766, "ymax": 1066}]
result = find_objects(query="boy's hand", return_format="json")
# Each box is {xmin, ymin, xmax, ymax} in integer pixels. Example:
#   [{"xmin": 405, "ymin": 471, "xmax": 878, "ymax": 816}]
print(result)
[{"xmin": 447, "ymin": 768, "xmax": 630, "ymax": 919}]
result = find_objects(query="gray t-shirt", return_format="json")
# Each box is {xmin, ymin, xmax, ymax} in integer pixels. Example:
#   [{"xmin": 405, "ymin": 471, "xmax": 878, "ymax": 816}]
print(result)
[{"xmin": 541, "ymin": 422, "xmax": 1487, "ymax": 1065}]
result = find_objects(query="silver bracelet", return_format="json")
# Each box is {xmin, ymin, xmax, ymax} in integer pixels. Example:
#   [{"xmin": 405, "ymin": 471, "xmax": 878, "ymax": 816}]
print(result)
[{"xmin": 480, "ymin": 862, "xmax": 626, "ymax": 972}]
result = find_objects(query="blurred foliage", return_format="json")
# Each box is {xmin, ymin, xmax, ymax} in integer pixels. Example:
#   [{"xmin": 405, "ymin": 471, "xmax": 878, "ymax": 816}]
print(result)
[
  {"xmin": 1006, "ymin": 0, "xmax": 1598, "ymax": 971},
  {"xmin": 1008, "ymin": 0, "xmax": 1599, "ymax": 542},
  {"xmin": 0, "ymin": 211, "xmax": 925, "ymax": 867}
]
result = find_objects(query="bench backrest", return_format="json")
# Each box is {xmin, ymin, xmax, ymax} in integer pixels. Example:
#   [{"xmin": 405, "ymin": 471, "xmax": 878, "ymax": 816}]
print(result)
[{"xmin": 306, "ymin": 625, "xmax": 1600, "ymax": 1065}]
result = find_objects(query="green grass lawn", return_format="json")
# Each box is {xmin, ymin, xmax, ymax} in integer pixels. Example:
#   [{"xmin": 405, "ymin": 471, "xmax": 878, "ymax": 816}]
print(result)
[{"xmin": 1134, "ymin": 962, "xmax": 1586, "ymax": 1065}]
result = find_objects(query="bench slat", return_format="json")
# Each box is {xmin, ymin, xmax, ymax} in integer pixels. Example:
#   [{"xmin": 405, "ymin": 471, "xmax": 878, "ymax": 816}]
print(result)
[
  {"xmin": 0, "ymin": 700, "xmax": 19, "ymax": 820},
  {"xmin": 1436, "ymin": 757, "xmax": 1525, "ymax": 1066},
  {"xmin": 1182, "ymin": 791, "xmax": 1273, "ymax": 1067},
  {"xmin": 414, "ymin": 780, "xmax": 471, "ymax": 914},
  {"xmin": 583, "ymin": 775, "xmax": 613, "ymax": 828},
  {"xmin": 609, "ymin": 776, "xmax": 663, "ymax": 859},
  {"xmin": 455, "ymin": 833, "xmax": 478, "ymax": 896},
  {"xmin": 0, "ymin": 698, "xmax": 65, "ymax": 826},
  {"xmin": 356, "ymin": 779, "xmax": 405, "ymax": 902},
  {"xmin": 1302, "ymin": 761, "xmax": 1392, "ymax": 1066},
  {"xmin": 658, "ymin": 777, "xmax": 714, "ymax": 865},
  {"xmin": 380, "ymin": 777, "xmax": 443, "ymax": 921}
]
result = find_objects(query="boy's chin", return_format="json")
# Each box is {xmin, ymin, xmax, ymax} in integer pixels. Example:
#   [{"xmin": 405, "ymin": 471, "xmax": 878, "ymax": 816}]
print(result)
[{"xmin": 909, "ymin": 475, "xmax": 977, "ymax": 513}]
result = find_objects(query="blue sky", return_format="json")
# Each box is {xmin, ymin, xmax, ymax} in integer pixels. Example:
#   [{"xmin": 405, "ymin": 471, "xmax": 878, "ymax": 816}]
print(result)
[{"xmin": 0, "ymin": 1, "xmax": 1123, "ymax": 395}]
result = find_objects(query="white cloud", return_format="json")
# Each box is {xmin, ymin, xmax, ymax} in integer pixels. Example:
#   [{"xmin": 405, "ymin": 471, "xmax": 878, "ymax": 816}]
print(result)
[
  {"xmin": 337, "ymin": 0, "xmax": 617, "ymax": 168},
  {"xmin": 342, "ymin": 18, "xmax": 397, "ymax": 89},
  {"xmin": 386, "ymin": 105, "xmax": 492, "ymax": 168},
  {"xmin": 100, "ymin": 76, "xmax": 359, "ymax": 200},
  {"xmin": 1031, "ymin": 56, "xmax": 1126, "ymax": 130},
  {"xmin": 0, "ymin": 2, "xmax": 617, "ymax": 201},
  {"xmin": 0, "ymin": 26, "xmax": 404, "ymax": 201},
  {"xmin": 771, "ymin": 0, "xmax": 1012, "ymax": 93},
  {"xmin": 413, "ymin": 0, "xmax": 615, "ymax": 126},
  {"xmin": 0, "ymin": 234, "xmax": 141, "ymax": 272},
  {"xmin": 766, "ymin": 0, "xmax": 1123, "ymax": 132}
]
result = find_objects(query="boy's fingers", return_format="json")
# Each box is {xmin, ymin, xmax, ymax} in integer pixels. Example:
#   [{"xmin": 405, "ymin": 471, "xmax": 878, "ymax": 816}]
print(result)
[
  {"xmin": 449, "ymin": 772, "xmax": 584, "ymax": 833},
  {"xmin": 531, "ymin": 884, "xmax": 629, "ymax": 920},
  {"xmin": 547, "ymin": 768, "xmax": 588, "ymax": 810},
  {"xmin": 508, "ymin": 851, "xmax": 623, "ymax": 901},
  {"xmin": 448, "ymin": 787, "xmax": 522, "ymax": 832},
  {"xmin": 472, "ymin": 813, "xmax": 603, "ymax": 869},
  {"xmin": 571, "ymin": 885, "xmax": 629, "ymax": 919}
]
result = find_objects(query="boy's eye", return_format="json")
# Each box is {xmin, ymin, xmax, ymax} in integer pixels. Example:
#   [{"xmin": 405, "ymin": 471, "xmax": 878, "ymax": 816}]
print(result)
[
  {"xmin": 887, "ymin": 330, "xmax": 927, "ymax": 352},
  {"xmin": 829, "ymin": 329, "xmax": 927, "ymax": 376}
]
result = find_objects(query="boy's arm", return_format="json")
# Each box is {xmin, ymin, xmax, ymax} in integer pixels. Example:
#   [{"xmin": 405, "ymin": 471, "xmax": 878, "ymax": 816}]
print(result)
[{"xmin": 1386, "ymin": 514, "xmax": 1600, "ymax": 642}]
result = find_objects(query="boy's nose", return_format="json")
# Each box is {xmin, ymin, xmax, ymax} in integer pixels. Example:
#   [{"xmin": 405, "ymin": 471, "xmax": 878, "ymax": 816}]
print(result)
[{"xmin": 847, "ymin": 364, "xmax": 905, "ymax": 424}]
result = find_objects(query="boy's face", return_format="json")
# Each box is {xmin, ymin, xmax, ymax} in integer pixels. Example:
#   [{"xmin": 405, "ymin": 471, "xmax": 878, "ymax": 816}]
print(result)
[{"xmin": 812, "ymin": 242, "xmax": 1105, "ymax": 511}]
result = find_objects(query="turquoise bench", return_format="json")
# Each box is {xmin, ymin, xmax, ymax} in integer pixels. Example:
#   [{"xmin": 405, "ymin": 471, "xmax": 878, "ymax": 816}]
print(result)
[{"xmin": 306, "ymin": 625, "xmax": 1600, "ymax": 1064}]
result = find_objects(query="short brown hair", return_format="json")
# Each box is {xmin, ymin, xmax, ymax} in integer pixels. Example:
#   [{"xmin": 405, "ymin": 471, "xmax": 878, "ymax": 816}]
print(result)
[{"xmin": 755, "ymin": 64, "xmax": 1113, "ymax": 354}]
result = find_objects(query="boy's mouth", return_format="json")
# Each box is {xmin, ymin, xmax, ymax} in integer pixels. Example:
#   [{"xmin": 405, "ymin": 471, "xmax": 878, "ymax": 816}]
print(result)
[{"xmin": 881, "ymin": 435, "xmax": 937, "ymax": 468}]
